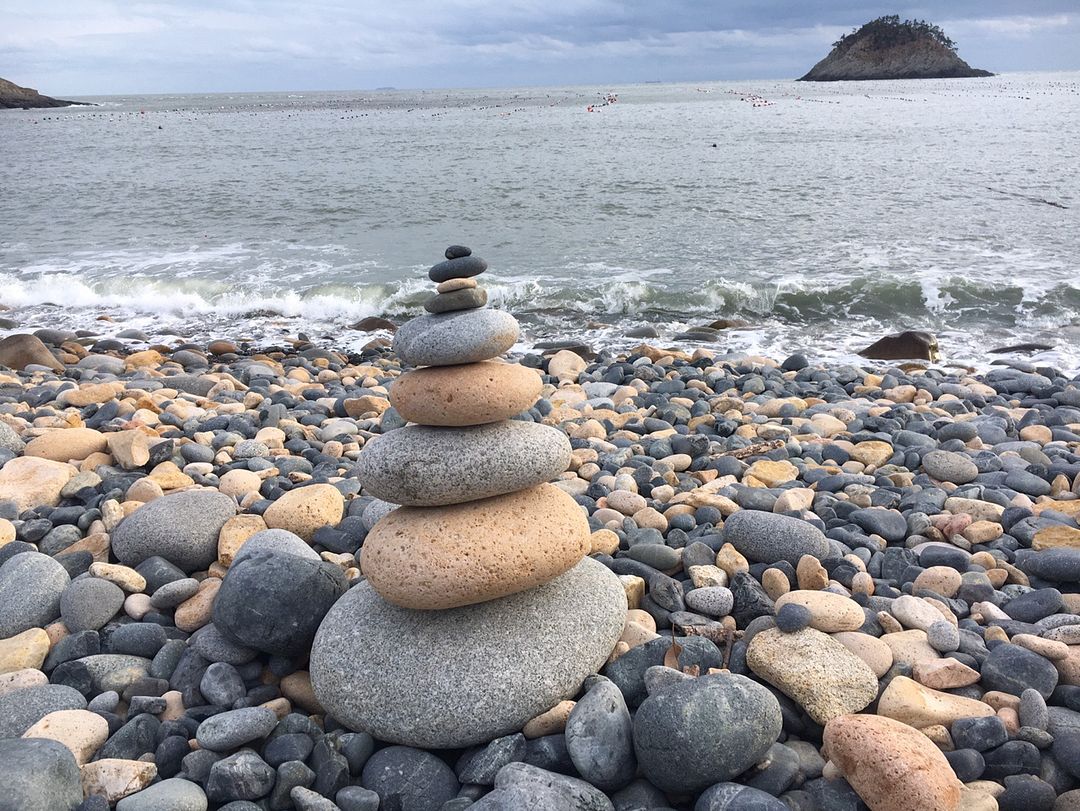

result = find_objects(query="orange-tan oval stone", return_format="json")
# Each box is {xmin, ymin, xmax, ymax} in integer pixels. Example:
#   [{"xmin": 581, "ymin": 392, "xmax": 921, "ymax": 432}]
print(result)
[
  {"xmin": 362, "ymin": 483, "xmax": 588, "ymax": 609},
  {"xmin": 824, "ymin": 713, "xmax": 962, "ymax": 811},
  {"xmin": 389, "ymin": 361, "xmax": 542, "ymax": 427}
]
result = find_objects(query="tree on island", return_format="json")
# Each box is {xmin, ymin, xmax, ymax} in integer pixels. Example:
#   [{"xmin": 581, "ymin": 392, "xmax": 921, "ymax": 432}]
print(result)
[{"xmin": 832, "ymin": 16, "xmax": 956, "ymax": 52}]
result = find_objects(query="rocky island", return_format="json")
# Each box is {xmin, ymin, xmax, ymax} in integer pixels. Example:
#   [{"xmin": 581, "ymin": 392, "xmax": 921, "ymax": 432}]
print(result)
[
  {"xmin": 799, "ymin": 16, "xmax": 993, "ymax": 82},
  {"xmin": 0, "ymin": 77, "xmax": 83, "ymax": 109}
]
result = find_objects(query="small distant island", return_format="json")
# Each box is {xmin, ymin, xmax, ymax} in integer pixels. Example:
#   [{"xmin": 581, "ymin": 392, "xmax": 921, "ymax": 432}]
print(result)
[
  {"xmin": 0, "ymin": 76, "xmax": 84, "ymax": 109},
  {"xmin": 799, "ymin": 16, "xmax": 993, "ymax": 82}
]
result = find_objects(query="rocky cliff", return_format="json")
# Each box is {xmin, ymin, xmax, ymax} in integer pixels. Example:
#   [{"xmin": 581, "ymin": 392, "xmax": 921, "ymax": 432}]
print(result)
[
  {"xmin": 799, "ymin": 16, "xmax": 992, "ymax": 82},
  {"xmin": 0, "ymin": 77, "xmax": 83, "ymax": 109}
]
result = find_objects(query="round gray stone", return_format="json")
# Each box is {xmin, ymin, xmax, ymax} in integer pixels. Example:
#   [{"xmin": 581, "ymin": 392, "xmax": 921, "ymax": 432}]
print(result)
[
  {"xmin": 0, "ymin": 737, "xmax": 82, "ymax": 811},
  {"xmin": 357, "ymin": 421, "xmax": 572, "ymax": 507},
  {"xmin": 112, "ymin": 490, "xmax": 237, "ymax": 572},
  {"xmin": 471, "ymin": 762, "xmax": 614, "ymax": 810},
  {"xmin": 428, "ymin": 255, "xmax": 487, "ymax": 283},
  {"xmin": 60, "ymin": 576, "xmax": 125, "ymax": 632},
  {"xmin": 196, "ymin": 707, "xmax": 279, "ymax": 751},
  {"xmin": 116, "ymin": 778, "xmax": 209, "ymax": 811},
  {"xmin": 565, "ymin": 677, "xmax": 636, "ymax": 792},
  {"xmin": 695, "ymin": 782, "xmax": 788, "ymax": 810},
  {"xmin": 231, "ymin": 529, "xmax": 320, "ymax": 566},
  {"xmin": 922, "ymin": 450, "xmax": 979, "ymax": 484},
  {"xmin": 361, "ymin": 746, "xmax": 460, "ymax": 810},
  {"xmin": 0, "ymin": 684, "xmax": 88, "ymax": 738},
  {"xmin": 722, "ymin": 511, "xmax": 830, "ymax": 566},
  {"xmin": 392, "ymin": 309, "xmax": 519, "ymax": 367},
  {"xmin": 213, "ymin": 552, "xmax": 349, "ymax": 658},
  {"xmin": 0, "ymin": 551, "xmax": 70, "ymax": 636},
  {"xmin": 685, "ymin": 586, "xmax": 734, "ymax": 617},
  {"xmin": 633, "ymin": 672, "xmax": 782, "ymax": 794},
  {"xmin": 425, "ymin": 287, "xmax": 487, "ymax": 314},
  {"xmin": 310, "ymin": 557, "xmax": 627, "ymax": 749}
]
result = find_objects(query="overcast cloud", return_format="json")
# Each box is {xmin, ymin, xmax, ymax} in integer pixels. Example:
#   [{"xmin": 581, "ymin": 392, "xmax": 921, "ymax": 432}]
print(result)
[{"xmin": 2, "ymin": 1, "xmax": 1077, "ymax": 96}]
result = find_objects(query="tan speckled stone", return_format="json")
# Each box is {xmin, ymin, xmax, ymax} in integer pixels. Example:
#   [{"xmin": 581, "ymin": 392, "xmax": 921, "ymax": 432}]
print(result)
[
  {"xmin": 881, "ymin": 629, "xmax": 941, "ymax": 667},
  {"xmin": 24, "ymin": 428, "xmax": 107, "ymax": 462},
  {"xmin": 80, "ymin": 759, "xmax": 157, "ymax": 804},
  {"xmin": 522, "ymin": 700, "xmax": 575, "ymax": 738},
  {"xmin": 23, "ymin": 709, "xmax": 109, "ymax": 765},
  {"xmin": 774, "ymin": 590, "xmax": 865, "ymax": 633},
  {"xmin": 390, "ymin": 361, "xmax": 542, "ymax": 427},
  {"xmin": 263, "ymin": 483, "xmax": 344, "ymax": 542},
  {"xmin": 824, "ymin": 713, "xmax": 962, "ymax": 811},
  {"xmin": 877, "ymin": 676, "xmax": 994, "ymax": 728},
  {"xmin": 832, "ymin": 631, "xmax": 893, "ymax": 678},
  {"xmin": 747, "ymin": 628, "xmax": 878, "ymax": 724},
  {"xmin": 0, "ymin": 628, "xmax": 50, "ymax": 674},
  {"xmin": 362, "ymin": 483, "xmax": 589, "ymax": 609},
  {"xmin": 174, "ymin": 578, "xmax": 221, "ymax": 633}
]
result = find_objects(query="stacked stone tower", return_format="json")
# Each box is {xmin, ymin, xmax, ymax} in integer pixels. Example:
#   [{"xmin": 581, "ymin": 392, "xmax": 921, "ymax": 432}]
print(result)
[{"xmin": 309, "ymin": 246, "xmax": 626, "ymax": 748}]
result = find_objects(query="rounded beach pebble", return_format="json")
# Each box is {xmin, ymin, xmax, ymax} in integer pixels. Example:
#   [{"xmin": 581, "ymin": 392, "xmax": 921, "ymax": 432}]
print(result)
[
  {"xmin": 389, "ymin": 360, "xmax": 542, "ymax": 426},
  {"xmin": 392, "ymin": 309, "xmax": 519, "ymax": 367},
  {"xmin": 632, "ymin": 672, "xmax": 782, "ymax": 794},
  {"xmin": 361, "ymin": 483, "xmax": 590, "ymax": 609},
  {"xmin": 309, "ymin": 557, "xmax": 626, "ymax": 749},
  {"xmin": 111, "ymin": 490, "xmax": 237, "ymax": 572},
  {"xmin": 357, "ymin": 421, "xmax": 571, "ymax": 506}
]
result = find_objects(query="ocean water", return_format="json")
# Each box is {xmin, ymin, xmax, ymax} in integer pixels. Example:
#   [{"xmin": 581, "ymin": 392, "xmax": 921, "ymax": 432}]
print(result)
[{"xmin": 2, "ymin": 74, "xmax": 1079, "ymax": 369}]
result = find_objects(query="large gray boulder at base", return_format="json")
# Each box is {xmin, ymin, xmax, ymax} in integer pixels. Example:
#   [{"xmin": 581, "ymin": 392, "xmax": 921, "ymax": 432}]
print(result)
[
  {"xmin": 0, "ymin": 738, "xmax": 83, "ymax": 811},
  {"xmin": 309, "ymin": 557, "xmax": 626, "ymax": 749},
  {"xmin": 111, "ymin": 490, "xmax": 238, "ymax": 572},
  {"xmin": 633, "ymin": 672, "xmax": 783, "ymax": 794},
  {"xmin": 722, "ymin": 510, "xmax": 831, "ymax": 565}
]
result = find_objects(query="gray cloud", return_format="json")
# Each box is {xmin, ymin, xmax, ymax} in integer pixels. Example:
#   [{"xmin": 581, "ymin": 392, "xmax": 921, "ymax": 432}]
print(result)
[{"xmin": 1, "ymin": 1, "xmax": 1077, "ymax": 95}]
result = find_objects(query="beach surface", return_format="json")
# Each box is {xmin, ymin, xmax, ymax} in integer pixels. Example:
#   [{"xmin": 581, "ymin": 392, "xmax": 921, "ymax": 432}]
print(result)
[{"xmin": 0, "ymin": 316, "xmax": 1079, "ymax": 809}]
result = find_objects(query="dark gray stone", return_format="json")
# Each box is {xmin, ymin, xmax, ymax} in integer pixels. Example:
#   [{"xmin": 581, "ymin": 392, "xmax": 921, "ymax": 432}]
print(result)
[
  {"xmin": 0, "ymin": 737, "xmax": 82, "ymax": 811},
  {"xmin": 0, "ymin": 684, "xmax": 87, "ymax": 738},
  {"xmin": 633, "ymin": 673, "xmax": 782, "ymax": 793},
  {"xmin": 981, "ymin": 643, "xmax": 1058, "ymax": 699},
  {"xmin": 213, "ymin": 551, "xmax": 348, "ymax": 658},
  {"xmin": 0, "ymin": 551, "xmax": 69, "ymax": 636},
  {"xmin": 196, "ymin": 707, "xmax": 278, "ymax": 752},
  {"xmin": 60, "ymin": 577, "xmax": 125, "ymax": 632},
  {"xmin": 457, "ymin": 734, "xmax": 527, "ymax": 785},
  {"xmin": 428, "ymin": 255, "xmax": 488, "ymax": 283},
  {"xmin": 425, "ymin": 287, "xmax": 488, "ymax": 314},
  {"xmin": 200, "ymin": 662, "xmax": 247, "ymax": 708},
  {"xmin": 723, "ymin": 511, "xmax": 830, "ymax": 566},
  {"xmin": 695, "ymin": 782, "xmax": 788, "ymax": 810},
  {"xmin": 206, "ymin": 750, "xmax": 276, "ymax": 802},
  {"xmin": 356, "ymin": 421, "xmax": 571, "ymax": 506},
  {"xmin": 112, "ymin": 490, "xmax": 237, "ymax": 572},
  {"xmin": 311, "ymin": 557, "xmax": 626, "ymax": 749},
  {"xmin": 565, "ymin": 677, "xmax": 636, "ymax": 792},
  {"xmin": 361, "ymin": 746, "xmax": 460, "ymax": 811},
  {"xmin": 469, "ymin": 762, "xmax": 614, "ymax": 810},
  {"xmin": 115, "ymin": 778, "xmax": 208, "ymax": 811}
]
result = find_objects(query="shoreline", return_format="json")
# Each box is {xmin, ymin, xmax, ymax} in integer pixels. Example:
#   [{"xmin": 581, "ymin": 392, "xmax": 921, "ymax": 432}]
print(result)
[{"xmin": 0, "ymin": 329, "xmax": 1078, "ymax": 808}]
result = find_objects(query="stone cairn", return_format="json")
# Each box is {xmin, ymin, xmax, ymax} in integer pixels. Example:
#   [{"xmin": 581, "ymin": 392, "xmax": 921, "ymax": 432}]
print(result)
[{"xmin": 309, "ymin": 246, "xmax": 626, "ymax": 749}]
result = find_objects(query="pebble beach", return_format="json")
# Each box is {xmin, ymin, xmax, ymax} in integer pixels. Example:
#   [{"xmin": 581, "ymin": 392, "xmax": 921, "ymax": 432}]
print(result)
[{"xmin": 0, "ymin": 247, "xmax": 1079, "ymax": 811}]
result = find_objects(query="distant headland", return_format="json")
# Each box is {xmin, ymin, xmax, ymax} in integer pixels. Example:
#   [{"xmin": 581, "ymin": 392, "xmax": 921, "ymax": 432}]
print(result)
[
  {"xmin": 799, "ymin": 16, "xmax": 993, "ymax": 82},
  {"xmin": 0, "ymin": 77, "xmax": 86, "ymax": 109}
]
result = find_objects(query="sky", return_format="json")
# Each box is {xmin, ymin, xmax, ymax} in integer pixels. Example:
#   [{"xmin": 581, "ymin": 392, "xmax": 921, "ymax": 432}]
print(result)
[{"xmin": 2, "ymin": 1, "xmax": 1078, "ymax": 96}]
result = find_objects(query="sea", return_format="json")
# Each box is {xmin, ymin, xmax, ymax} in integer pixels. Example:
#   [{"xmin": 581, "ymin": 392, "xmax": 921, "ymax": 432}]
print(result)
[{"xmin": 2, "ymin": 73, "xmax": 1079, "ymax": 371}]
